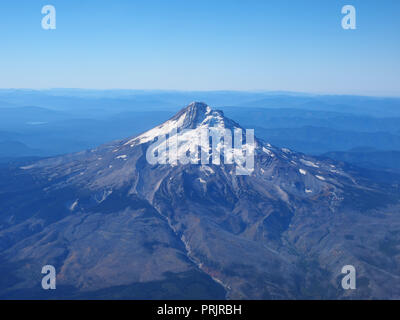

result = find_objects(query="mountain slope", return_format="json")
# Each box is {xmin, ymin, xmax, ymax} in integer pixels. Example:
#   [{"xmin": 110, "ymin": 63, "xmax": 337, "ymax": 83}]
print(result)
[{"xmin": 0, "ymin": 102, "xmax": 399, "ymax": 299}]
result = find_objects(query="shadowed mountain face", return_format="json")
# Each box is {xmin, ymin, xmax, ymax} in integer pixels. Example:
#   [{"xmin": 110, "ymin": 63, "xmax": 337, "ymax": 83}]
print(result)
[{"xmin": 0, "ymin": 102, "xmax": 399, "ymax": 299}]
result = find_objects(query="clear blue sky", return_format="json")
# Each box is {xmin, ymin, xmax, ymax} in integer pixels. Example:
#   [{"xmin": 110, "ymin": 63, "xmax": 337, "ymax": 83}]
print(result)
[{"xmin": 0, "ymin": 0, "xmax": 399, "ymax": 96}]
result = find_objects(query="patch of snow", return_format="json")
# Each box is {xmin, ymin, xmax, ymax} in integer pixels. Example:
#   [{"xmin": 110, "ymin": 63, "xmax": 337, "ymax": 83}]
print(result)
[
  {"xmin": 305, "ymin": 189, "xmax": 313, "ymax": 193},
  {"xmin": 235, "ymin": 163, "xmax": 255, "ymax": 176},
  {"xmin": 116, "ymin": 155, "xmax": 127, "ymax": 160},
  {"xmin": 262, "ymin": 146, "xmax": 275, "ymax": 157},
  {"xmin": 275, "ymin": 185, "xmax": 289, "ymax": 202},
  {"xmin": 262, "ymin": 147, "xmax": 273, "ymax": 155},
  {"xmin": 95, "ymin": 189, "xmax": 113, "ymax": 203},
  {"xmin": 316, "ymin": 175, "xmax": 325, "ymax": 181},
  {"xmin": 70, "ymin": 199, "xmax": 79, "ymax": 211},
  {"xmin": 200, "ymin": 166, "xmax": 215, "ymax": 175},
  {"xmin": 300, "ymin": 159, "xmax": 319, "ymax": 168},
  {"xmin": 299, "ymin": 169, "xmax": 307, "ymax": 175},
  {"xmin": 20, "ymin": 164, "xmax": 35, "ymax": 170}
]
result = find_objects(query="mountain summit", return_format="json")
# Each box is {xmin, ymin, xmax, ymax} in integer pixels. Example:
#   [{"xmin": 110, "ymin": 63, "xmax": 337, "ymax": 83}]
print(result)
[
  {"xmin": 173, "ymin": 101, "xmax": 212, "ymax": 126},
  {"xmin": 125, "ymin": 102, "xmax": 241, "ymax": 147},
  {"xmin": 0, "ymin": 102, "xmax": 399, "ymax": 299},
  {"xmin": 169, "ymin": 101, "xmax": 226, "ymax": 125}
]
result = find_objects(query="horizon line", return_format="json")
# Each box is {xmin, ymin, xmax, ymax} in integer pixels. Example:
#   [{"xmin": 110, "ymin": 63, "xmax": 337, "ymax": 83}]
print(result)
[{"xmin": 0, "ymin": 88, "xmax": 400, "ymax": 99}]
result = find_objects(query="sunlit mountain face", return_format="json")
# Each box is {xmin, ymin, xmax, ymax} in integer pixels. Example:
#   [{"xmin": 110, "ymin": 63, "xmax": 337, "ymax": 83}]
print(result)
[{"xmin": 0, "ymin": 102, "xmax": 399, "ymax": 299}]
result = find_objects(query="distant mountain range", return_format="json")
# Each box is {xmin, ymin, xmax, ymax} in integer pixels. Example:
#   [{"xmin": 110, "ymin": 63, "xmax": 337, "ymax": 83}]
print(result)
[
  {"xmin": 322, "ymin": 149, "xmax": 400, "ymax": 174},
  {"xmin": 1, "ymin": 91, "xmax": 400, "ymax": 168},
  {"xmin": 0, "ymin": 102, "xmax": 399, "ymax": 299}
]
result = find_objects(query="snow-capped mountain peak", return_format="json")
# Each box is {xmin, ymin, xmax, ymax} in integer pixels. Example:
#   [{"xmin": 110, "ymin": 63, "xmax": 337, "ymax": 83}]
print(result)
[{"xmin": 125, "ymin": 102, "xmax": 240, "ymax": 146}]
